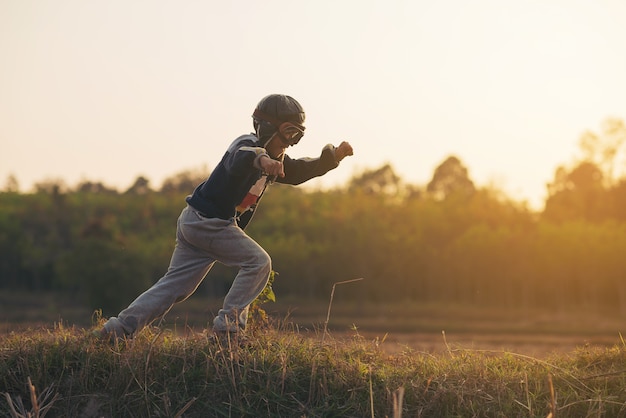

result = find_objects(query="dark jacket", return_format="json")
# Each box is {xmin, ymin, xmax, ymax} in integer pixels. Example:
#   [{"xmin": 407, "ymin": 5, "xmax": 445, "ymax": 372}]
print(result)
[{"xmin": 186, "ymin": 134, "xmax": 339, "ymax": 229}]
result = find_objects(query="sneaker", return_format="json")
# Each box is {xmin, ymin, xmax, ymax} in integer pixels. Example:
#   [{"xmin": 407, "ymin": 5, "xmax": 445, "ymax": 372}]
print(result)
[
  {"xmin": 212, "ymin": 315, "xmax": 243, "ymax": 333},
  {"xmin": 92, "ymin": 318, "xmax": 130, "ymax": 344}
]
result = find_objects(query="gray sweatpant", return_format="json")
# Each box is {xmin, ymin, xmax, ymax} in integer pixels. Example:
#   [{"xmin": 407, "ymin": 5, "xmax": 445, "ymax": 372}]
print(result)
[{"xmin": 103, "ymin": 205, "xmax": 271, "ymax": 336}]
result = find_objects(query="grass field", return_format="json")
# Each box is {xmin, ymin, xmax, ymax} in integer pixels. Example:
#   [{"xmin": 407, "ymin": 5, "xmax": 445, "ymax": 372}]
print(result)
[
  {"xmin": 3, "ymin": 291, "xmax": 626, "ymax": 416},
  {"xmin": 3, "ymin": 322, "xmax": 626, "ymax": 417}
]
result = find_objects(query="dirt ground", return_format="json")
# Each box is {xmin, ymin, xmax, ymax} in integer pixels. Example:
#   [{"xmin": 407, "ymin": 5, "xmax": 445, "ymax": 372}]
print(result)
[{"xmin": 352, "ymin": 331, "xmax": 622, "ymax": 358}]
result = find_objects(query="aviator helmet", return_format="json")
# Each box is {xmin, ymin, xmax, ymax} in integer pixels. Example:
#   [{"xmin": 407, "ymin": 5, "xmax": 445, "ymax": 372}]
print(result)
[{"xmin": 252, "ymin": 94, "xmax": 306, "ymax": 147}]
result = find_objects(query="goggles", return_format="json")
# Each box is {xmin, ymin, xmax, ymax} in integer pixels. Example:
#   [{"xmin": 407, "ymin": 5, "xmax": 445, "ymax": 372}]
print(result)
[{"xmin": 277, "ymin": 122, "xmax": 305, "ymax": 145}]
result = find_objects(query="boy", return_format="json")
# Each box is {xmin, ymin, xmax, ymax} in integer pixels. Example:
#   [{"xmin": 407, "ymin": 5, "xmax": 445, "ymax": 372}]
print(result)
[{"xmin": 99, "ymin": 94, "xmax": 353, "ymax": 339}]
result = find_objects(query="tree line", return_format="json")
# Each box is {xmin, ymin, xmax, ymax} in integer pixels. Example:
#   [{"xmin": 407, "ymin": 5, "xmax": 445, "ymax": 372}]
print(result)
[{"xmin": 1, "ymin": 119, "xmax": 625, "ymax": 316}]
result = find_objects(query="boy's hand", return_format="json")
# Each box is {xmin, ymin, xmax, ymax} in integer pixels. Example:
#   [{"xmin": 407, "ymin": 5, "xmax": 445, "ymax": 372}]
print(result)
[
  {"xmin": 260, "ymin": 155, "xmax": 285, "ymax": 177},
  {"xmin": 335, "ymin": 141, "xmax": 354, "ymax": 162}
]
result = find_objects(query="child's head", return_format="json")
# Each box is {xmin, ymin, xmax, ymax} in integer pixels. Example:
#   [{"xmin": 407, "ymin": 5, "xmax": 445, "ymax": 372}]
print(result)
[{"xmin": 253, "ymin": 94, "xmax": 306, "ymax": 146}]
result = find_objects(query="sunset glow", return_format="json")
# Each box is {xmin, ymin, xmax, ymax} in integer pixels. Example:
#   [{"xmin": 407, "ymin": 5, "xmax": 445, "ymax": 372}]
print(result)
[{"xmin": 2, "ymin": 0, "xmax": 626, "ymax": 209}]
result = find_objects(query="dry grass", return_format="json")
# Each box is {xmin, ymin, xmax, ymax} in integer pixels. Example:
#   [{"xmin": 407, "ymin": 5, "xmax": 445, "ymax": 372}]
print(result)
[{"xmin": 2, "ymin": 321, "xmax": 626, "ymax": 417}]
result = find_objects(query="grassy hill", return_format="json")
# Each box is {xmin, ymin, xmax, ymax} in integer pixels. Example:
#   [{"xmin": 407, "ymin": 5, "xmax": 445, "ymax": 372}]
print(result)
[{"xmin": 2, "ymin": 324, "xmax": 626, "ymax": 417}]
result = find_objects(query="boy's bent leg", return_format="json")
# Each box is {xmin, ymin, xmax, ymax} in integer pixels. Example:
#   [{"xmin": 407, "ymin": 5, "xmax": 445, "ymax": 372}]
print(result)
[{"xmin": 210, "ymin": 223, "xmax": 271, "ymax": 332}]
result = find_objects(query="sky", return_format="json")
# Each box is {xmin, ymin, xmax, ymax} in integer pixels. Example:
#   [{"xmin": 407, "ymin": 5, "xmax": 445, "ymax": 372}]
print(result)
[{"xmin": 2, "ymin": 0, "xmax": 626, "ymax": 209}]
